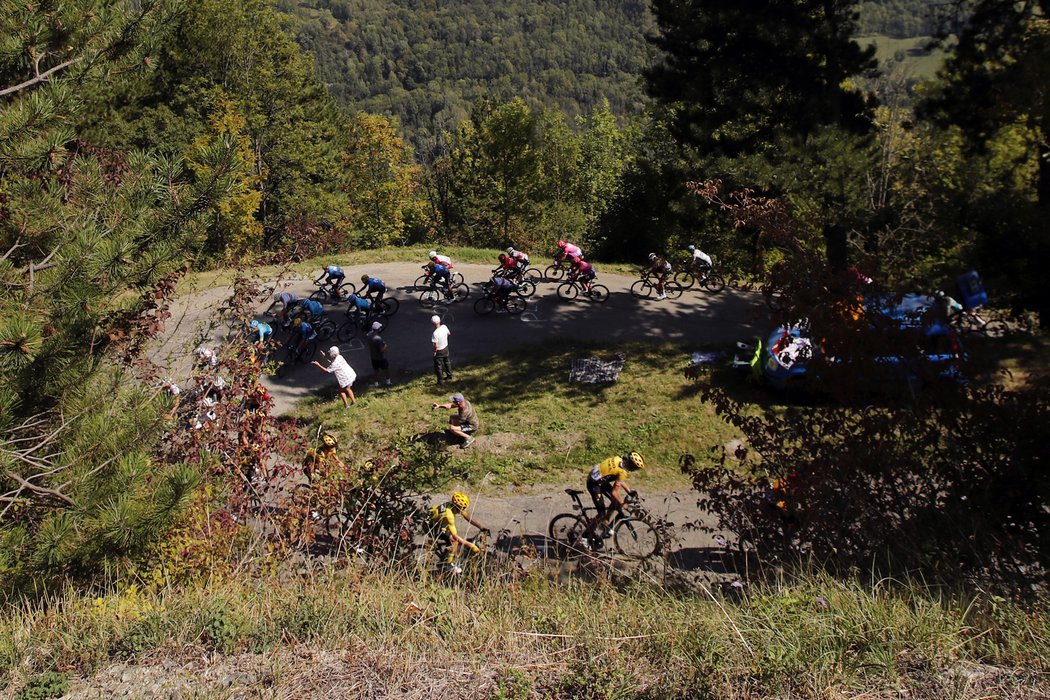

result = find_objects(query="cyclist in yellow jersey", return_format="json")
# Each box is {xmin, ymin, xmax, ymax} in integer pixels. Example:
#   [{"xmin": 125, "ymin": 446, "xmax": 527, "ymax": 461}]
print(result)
[
  {"xmin": 586, "ymin": 452, "xmax": 645, "ymax": 542},
  {"xmin": 430, "ymin": 491, "xmax": 490, "ymax": 569},
  {"xmin": 302, "ymin": 433, "xmax": 346, "ymax": 483}
]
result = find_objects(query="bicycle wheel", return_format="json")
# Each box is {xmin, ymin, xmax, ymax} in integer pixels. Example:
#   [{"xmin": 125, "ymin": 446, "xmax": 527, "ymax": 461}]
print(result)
[
  {"xmin": 673, "ymin": 270, "xmax": 696, "ymax": 289},
  {"xmin": 516, "ymin": 280, "xmax": 537, "ymax": 298},
  {"xmin": 300, "ymin": 340, "xmax": 318, "ymax": 363},
  {"xmin": 452, "ymin": 272, "xmax": 465, "ymax": 286},
  {"xmin": 506, "ymin": 296, "xmax": 527, "ymax": 315},
  {"xmin": 548, "ymin": 513, "xmax": 589, "ymax": 558},
  {"xmin": 613, "ymin": 517, "xmax": 660, "ymax": 559},
  {"xmin": 630, "ymin": 279, "xmax": 653, "ymax": 299},
  {"xmin": 665, "ymin": 280, "xmax": 684, "ymax": 299},
  {"xmin": 336, "ymin": 320, "xmax": 357, "ymax": 341},
  {"xmin": 315, "ymin": 318, "xmax": 335, "ymax": 341},
  {"xmin": 981, "ymin": 319, "xmax": 1010, "ymax": 339},
  {"xmin": 309, "ymin": 290, "xmax": 328, "ymax": 303},
  {"xmin": 556, "ymin": 282, "xmax": 579, "ymax": 301},
  {"xmin": 523, "ymin": 267, "xmax": 543, "ymax": 283},
  {"xmin": 419, "ymin": 288, "xmax": 441, "ymax": 308},
  {"xmin": 376, "ymin": 297, "xmax": 399, "ymax": 316},
  {"xmin": 587, "ymin": 284, "xmax": 610, "ymax": 303},
  {"xmin": 702, "ymin": 274, "xmax": 726, "ymax": 293},
  {"xmin": 544, "ymin": 264, "xmax": 566, "ymax": 281},
  {"xmin": 451, "ymin": 283, "xmax": 469, "ymax": 302},
  {"xmin": 413, "ymin": 274, "xmax": 429, "ymax": 290},
  {"xmin": 474, "ymin": 297, "xmax": 495, "ymax": 315}
]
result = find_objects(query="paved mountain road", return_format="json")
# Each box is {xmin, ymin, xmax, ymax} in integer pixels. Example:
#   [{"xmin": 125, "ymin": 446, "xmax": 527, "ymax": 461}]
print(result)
[{"xmin": 153, "ymin": 262, "xmax": 769, "ymax": 414}]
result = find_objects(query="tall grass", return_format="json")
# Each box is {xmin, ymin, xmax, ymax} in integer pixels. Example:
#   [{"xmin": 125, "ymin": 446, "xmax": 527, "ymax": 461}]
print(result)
[{"xmin": 2, "ymin": 568, "xmax": 1046, "ymax": 697}]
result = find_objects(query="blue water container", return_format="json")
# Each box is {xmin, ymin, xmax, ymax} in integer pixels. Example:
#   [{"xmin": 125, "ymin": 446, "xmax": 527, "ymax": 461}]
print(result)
[{"xmin": 955, "ymin": 270, "xmax": 988, "ymax": 310}]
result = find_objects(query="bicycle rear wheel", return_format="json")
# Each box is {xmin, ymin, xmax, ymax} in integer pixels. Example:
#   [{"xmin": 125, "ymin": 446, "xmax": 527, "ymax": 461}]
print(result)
[
  {"xmin": 613, "ymin": 517, "xmax": 660, "ymax": 559},
  {"xmin": 474, "ymin": 297, "xmax": 495, "ymax": 315},
  {"xmin": 336, "ymin": 320, "xmax": 357, "ymax": 341},
  {"xmin": 548, "ymin": 513, "xmax": 589, "ymax": 558},
  {"xmin": 413, "ymin": 274, "xmax": 429, "ymax": 290},
  {"xmin": 556, "ymin": 282, "xmax": 579, "ymax": 301},
  {"xmin": 587, "ymin": 284, "xmax": 610, "ymax": 303},
  {"xmin": 309, "ymin": 290, "xmax": 328, "ymax": 304},
  {"xmin": 506, "ymin": 296, "xmax": 527, "ymax": 315},
  {"xmin": 702, "ymin": 274, "xmax": 726, "ymax": 293},
  {"xmin": 665, "ymin": 280, "xmax": 684, "ymax": 299},
  {"xmin": 516, "ymin": 280, "xmax": 537, "ymax": 297},
  {"xmin": 451, "ymin": 283, "xmax": 469, "ymax": 302},
  {"xmin": 545, "ymin": 264, "xmax": 566, "ymax": 281},
  {"xmin": 299, "ymin": 340, "xmax": 318, "ymax": 364},
  {"xmin": 981, "ymin": 319, "xmax": 1010, "ymax": 339},
  {"xmin": 376, "ymin": 297, "xmax": 399, "ymax": 316}
]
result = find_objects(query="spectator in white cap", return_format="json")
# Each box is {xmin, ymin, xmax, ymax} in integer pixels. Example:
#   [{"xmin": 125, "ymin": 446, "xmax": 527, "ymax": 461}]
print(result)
[
  {"xmin": 430, "ymin": 314, "xmax": 452, "ymax": 386},
  {"xmin": 431, "ymin": 393, "xmax": 478, "ymax": 448},
  {"xmin": 312, "ymin": 345, "xmax": 357, "ymax": 408},
  {"xmin": 367, "ymin": 320, "xmax": 391, "ymax": 387}
]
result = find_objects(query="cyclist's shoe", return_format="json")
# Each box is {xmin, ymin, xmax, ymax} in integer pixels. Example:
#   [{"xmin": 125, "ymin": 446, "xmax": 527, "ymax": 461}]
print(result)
[
  {"xmin": 601, "ymin": 526, "xmax": 612, "ymax": 539},
  {"xmin": 656, "ymin": 293, "xmax": 668, "ymax": 300}
]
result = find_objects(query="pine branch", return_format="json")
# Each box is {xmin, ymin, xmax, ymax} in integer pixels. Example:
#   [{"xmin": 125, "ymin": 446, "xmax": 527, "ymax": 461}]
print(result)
[{"xmin": 0, "ymin": 57, "xmax": 83, "ymax": 98}]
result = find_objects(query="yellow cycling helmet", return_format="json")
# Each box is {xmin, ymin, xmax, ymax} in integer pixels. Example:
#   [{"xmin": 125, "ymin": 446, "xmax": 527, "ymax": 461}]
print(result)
[
  {"xmin": 451, "ymin": 491, "xmax": 470, "ymax": 511},
  {"xmin": 321, "ymin": 433, "xmax": 338, "ymax": 448},
  {"xmin": 624, "ymin": 452, "xmax": 645, "ymax": 470}
]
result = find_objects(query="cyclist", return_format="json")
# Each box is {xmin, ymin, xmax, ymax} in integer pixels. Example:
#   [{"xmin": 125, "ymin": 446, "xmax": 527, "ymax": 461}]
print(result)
[
  {"xmin": 303, "ymin": 432, "xmax": 346, "ymax": 483},
  {"xmin": 585, "ymin": 452, "xmax": 645, "ymax": 545},
  {"xmin": 430, "ymin": 491, "xmax": 489, "ymax": 572},
  {"xmin": 571, "ymin": 259, "xmax": 597, "ymax": 293},
  {"xmin": 269, "ymin": 291, "xmax": 302, "ymax": 325},
  {"xmin": 555, "ymin": 240, "xmax": 584, "ymax": 264},
  {"xmin": 647, "ymin": 253, "xmax": 672, "ymax": 300},
  {"xmin": 428, "ymin": 250, "xmax": 453, "ymax": 268},
  {"xmin": 315, "ymin": 264, "xmax": 346, "ymax": 291},
  {"xmin": 346, "ymin": 292, "xmax": 374, "ymax": 326},
  {"xmin": 686, "ymin": 244, "xmax": 713, "ymax": 273},
  {"xmin": 496, "ymin": 253, "xmax": 518, "ymax": 277},
  {"xmin": 359, "ymin": 274, "xmax": 387, "ymax": 304},
  {"xmin": 431, "ymin": 393, "xmax": 479, "ymax": 448},
  {"xmin": 299, "ymin": 298, "xmax": 325, "ymax": 321},
  {"xmin": 248, "ymin": 319, "xmax": 272, "ymax": 349},
  {"xmin": 430, "ymin": 261, "xmax": 453, "ymax": 298},
  {"xmin": 487, "ymin": 274, "xmax": 517, "ymax": 303},
  {"xmin": 289, "ymin": 317, "xmax": 317, "ymax": 355},
  {"xmin": 506, "ymin": 246, "xmax": 530, "ymax": 269}
]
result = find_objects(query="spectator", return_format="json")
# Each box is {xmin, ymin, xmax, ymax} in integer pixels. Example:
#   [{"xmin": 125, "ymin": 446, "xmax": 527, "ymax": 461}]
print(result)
[
  {"xmin": 431, "ymin": 393, "xmax": 479, "ymax": 448},
  {"xmin": 368, "ymin": 321, "xmax": 392, "ymax": 387},
  {"xmin": 431, "ymin": 314, "xmax": 452, "ymax": 385},
  {"xmin": 312, "ymin": 345, "xmax": 357, "ymax": 408}
]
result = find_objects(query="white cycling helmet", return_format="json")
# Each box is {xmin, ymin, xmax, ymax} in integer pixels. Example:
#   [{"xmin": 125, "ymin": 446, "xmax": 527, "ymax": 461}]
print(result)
[
  {"xmin": 506, "ymin": 247, "xmax": 515, "ymax": 255},
  {"xmin": 428, "ymin": 250, "xmax": 437, "ymax": 259}
]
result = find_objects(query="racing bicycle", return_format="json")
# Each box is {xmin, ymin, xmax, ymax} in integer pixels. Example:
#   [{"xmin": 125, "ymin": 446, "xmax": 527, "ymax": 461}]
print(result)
[
  {"xmin": 547, "ymin": 488, "xmax": 661, "ymax": 560},
  {"xmin": 556, "ymin": 278, "xmax": 609, "ymax": 303}
]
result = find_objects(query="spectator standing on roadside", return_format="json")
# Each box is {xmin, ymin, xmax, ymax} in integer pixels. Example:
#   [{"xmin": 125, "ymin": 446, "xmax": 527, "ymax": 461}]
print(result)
[
  {"xmin": 312, "ymin": 345, "xmax": 357, "ymax": 408},
  {"xmin": 431, "ymin": 314, "xmax": 452, "ymax": 385},
  {"xmin": 368, "ymin": 321, "xmax": 392, "ymax": 387}
]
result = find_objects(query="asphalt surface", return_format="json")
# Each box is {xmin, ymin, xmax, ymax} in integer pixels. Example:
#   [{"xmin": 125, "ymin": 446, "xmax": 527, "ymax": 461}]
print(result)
[{"xmin": 154, "ymin": 262, "xmax": 768, "ymax": 414}]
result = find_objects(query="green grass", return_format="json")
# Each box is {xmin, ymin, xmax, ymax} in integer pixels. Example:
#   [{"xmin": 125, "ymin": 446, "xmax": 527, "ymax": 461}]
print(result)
[
  {"xmin": 2, "ymin": 569, "xmax": 1046, "ymax": 697},
  {"xmin": 860, "ymin": 34, "xmax": 945, "ymax": 80},
  {"xmin": 295, "ymin": 339, "xmax": 743, "ymax": 491}
]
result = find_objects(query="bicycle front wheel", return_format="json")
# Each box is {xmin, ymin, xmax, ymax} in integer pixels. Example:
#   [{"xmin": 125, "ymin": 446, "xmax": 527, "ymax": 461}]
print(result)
[
  {"xmin": 981, "ymin": 319, "xmax": 1010, "ymax": 339},
  {"xmin": 300, "ymin": 340, "xmax": 318, "ymax": 364},
  {"xmin": 376, "ymin": 297, "xmax": 399, "ymax": 316},
  {"xmin": 613, "ymin": 517, "xmax": 660, "ymax": 559},
  {"xmin": 630, "ymin": 279, "xmax": 653, "ymax": 299},
  {"xmin": 516, "ymin": 280, "xmax": 537, "ymax": 298},
  {"xmin": 548, "ymin": 513, "xmax": 589, "ymax": 558},
  {"xmin": 309, "ymin": 290, "xmax": 328, "ymax": 304},
  {"xmin": 451, "ymin": 283, "xmax": 469, "ymax": 302},
  {"xmin": 673, "ymin": 271, "xmax": 696, "ymax": 289},
  {"xmin": 556, "ymin": 282, "xmax": 579, "ymax": 301},
  {"xmin": 419, "ymin": 289, "xmax": 441, "ymax": 308},
  {"xmin": 665, "ymin": 280, "xmax": 684, "ymax": 299},
  {"xmin": 474, "ymin": 297, "xmax": 495, "ymax": 315},
  {"xmin": 523, "ymin": 267, "xmax": 543, "ymax": 283}
]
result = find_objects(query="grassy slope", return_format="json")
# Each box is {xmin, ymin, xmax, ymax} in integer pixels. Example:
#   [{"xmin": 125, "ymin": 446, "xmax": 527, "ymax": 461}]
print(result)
[
  {"xmin": 3, "ymin": 570, "xmax": 1047, "ymax": 698},
  {"xmin": 296, "ymin": 339, "xmax": 746, "ymax": 491},
  {"xmin": 861, "ymin": 34, "xmax": 945, "ymax": 80}
]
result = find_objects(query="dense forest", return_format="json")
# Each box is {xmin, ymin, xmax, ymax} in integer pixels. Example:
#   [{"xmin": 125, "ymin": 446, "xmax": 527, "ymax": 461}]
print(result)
[{"xmin": 282, "ymin": 0, "xmax": 942, "ymax": 145}]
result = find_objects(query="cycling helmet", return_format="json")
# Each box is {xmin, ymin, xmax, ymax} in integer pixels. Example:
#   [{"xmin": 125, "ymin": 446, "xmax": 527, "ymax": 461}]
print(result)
[
  {"xmin": 361, "ymin": 274, "xmax": 370, "ymax": 283},
  {"xmin": 623, "ymin": 452, "xmax": 645, "ymax": 471},
  {"xmin": 557, "ymin": 240, "xmax": 567, "ymax": 248},
  {"xmin": 506, "ymin": 247, "xmax": 515, "ymax": 255},
  {"xmin": 498, "ymin": 253, "xmax": 507, "ymax": 262},
  {"xmin": 321, "ymin": 433, "xmax": 338, "ymax": 448},
  {"xmin": 428, "ymin": 250, "xmax": 438, "ymax": 259},
  {"xmin": 648, "ymin": 253, "xmax": 657, "ymax": 261},
  {"xmin": 687, "ymin": 244, "xmax": 695, "ymax": 252},
  {"xmin": 249, "ymin": 319, "xmax": 260, "ymax": 329},
  {"xmin": 451, "ymin": 491, "xmax": 470, "ymax": 510}
]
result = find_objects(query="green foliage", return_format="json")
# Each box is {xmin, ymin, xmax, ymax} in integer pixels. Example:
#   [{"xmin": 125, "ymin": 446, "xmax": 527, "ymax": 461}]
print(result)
[{"xmin": 14, "ymin": 671, "xmax": 68, "ymax": 700}]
